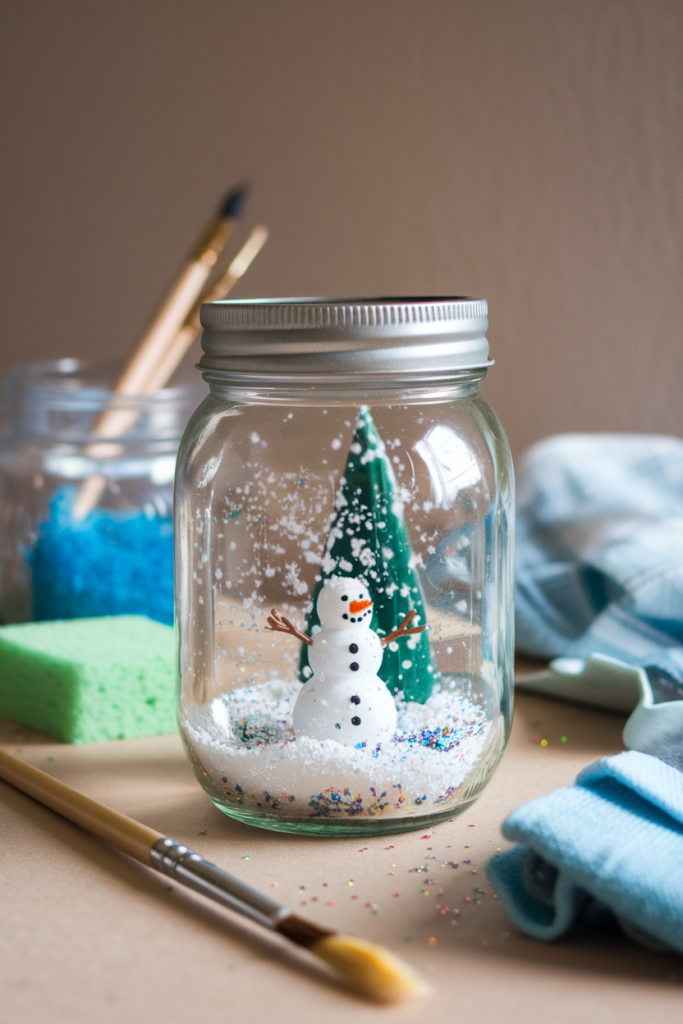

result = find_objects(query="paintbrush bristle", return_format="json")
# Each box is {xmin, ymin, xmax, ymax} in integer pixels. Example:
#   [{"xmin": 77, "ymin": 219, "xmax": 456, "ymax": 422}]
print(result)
[
  {"xmin": 310, "ymin": 934, "xmax": 431, "ymax": 1003},
  {"xmin": 220, "ymin": 185, "xmax": 248, "ymax": 220}
]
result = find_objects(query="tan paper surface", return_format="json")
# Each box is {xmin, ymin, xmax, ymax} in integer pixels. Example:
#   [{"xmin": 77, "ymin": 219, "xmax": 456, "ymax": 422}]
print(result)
[{"xmin": 1, "ymin": 693, "xmax": 681, "ymax": 1023}]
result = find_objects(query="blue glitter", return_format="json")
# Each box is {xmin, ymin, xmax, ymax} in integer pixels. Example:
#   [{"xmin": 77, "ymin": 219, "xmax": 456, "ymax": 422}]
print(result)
[{"xmin": 31, "ymin": 488, "xmax": 174, "ymax": 625}]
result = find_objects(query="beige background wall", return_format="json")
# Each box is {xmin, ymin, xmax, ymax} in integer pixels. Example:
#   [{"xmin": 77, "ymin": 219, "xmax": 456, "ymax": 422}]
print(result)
[{"xmin": 0, "ymin": 0, "xmax": 681, "ymax": 457}]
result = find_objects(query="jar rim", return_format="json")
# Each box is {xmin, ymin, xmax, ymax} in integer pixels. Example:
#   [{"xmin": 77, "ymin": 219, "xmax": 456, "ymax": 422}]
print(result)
[{"xmin": 1, "ymin": 359, "xmax": 207, "ymax": 442}]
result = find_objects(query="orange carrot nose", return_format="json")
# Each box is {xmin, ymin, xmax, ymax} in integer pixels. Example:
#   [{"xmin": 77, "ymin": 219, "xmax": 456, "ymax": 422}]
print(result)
[{"xmin": 350, "ymin": 599, "xmax": 372, "ymax": 614}]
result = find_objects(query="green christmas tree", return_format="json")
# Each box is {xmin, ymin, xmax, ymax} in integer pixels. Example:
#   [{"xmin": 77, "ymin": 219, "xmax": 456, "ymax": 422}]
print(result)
[{"xmin": 299, "ymin": 406, "xmax": 438, "ymax": 703}]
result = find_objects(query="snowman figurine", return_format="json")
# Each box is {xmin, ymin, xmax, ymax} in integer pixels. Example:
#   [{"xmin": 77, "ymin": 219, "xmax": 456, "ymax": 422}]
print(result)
[{"xmin": 266, "ymin": 576, "xmax": 426, "ymax": 747}]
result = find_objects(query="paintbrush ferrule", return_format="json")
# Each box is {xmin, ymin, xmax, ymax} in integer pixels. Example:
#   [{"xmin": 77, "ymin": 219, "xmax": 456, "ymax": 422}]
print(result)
[{"xmin": 150, "ymin": 837, "xmax": 291, "ymax": 929}]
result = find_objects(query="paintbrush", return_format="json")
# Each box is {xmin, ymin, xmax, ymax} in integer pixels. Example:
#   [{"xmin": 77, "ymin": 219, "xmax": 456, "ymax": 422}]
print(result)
[
  {"xmin": 143, "ymin": 224, "xmax": 269, "ymax": 393},
  {"xmin": 0, "ymin": 749, "xmax": 429, "ymax": 1004},
  {"xmin": 115, "ymin": 185, "xmax": 247, "ymax": 397},
  {"xmin": 72, "ymin": 186, "xmax": 247, "ymax": 522}
]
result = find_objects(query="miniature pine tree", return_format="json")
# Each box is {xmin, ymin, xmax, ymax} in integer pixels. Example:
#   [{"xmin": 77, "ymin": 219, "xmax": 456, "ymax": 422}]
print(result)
[{"xmin": 299, "ymin": 406, "xmax": 438, "ymax": 703}]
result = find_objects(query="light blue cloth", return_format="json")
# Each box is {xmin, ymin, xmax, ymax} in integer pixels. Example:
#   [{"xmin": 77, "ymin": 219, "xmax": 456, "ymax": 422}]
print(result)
[
  {"xmin": 486, "ymin": 751, "xmax": 683, "ymax": 952},
  {"xmin": 516, "ymin": 433, "xmax": 683, "ymax": 686}
]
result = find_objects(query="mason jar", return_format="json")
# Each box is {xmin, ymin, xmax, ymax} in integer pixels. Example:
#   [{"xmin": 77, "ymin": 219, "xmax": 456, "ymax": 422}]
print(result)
[
  {"xmin": 0, "ymin": 359, "xmax": 205, "ymax": 624},
  {"xmin": 175, "ymin": 298, "xmax": 514, "ymax": 835}
]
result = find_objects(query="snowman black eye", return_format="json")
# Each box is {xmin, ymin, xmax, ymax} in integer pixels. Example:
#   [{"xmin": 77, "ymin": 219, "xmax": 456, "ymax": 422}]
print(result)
[
  {"xmin": 341, "ymin": 595, "xmax": 348, "ymax": 601},
  {"xmin": 351, "ymin": 716, "xmax": 361, "ymax": 726},
  {"xmin": 350, "ymin": 695, "xmax": 360, "ymax": 704},
  {"xmin": 349, "ymin": 643, "xmax": 358, "ymax": 653},
  {"xmin": 342, "ymin": 613, "xmax": 348, "ymax": 619},
  {"xmin": 350, "ymin": 662, "xmax": 359, "ymax": 671}
]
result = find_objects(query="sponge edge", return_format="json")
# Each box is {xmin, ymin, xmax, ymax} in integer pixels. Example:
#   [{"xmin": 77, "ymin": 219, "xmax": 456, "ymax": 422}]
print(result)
[{"xmin": 0, "ymin": 616, "xmax": 176, "ymax": 743}]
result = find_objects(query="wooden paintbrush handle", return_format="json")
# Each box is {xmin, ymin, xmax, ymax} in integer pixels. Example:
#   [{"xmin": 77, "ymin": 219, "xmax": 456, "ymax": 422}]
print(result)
[{"xmin": 0, "ymin": 748, "xmax": 162, "ymax": 864}]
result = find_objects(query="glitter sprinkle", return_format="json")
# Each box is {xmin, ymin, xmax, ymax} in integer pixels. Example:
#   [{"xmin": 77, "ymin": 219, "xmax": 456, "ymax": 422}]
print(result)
[
  {"xmin": 326, "ymin": 900, "xmax": 335, "ymax": 906},
  {"xmin": 463, "ymin": 896, "xmax": 471, "ymax": 903},
  {"xmin": 532, "ymin": 735, "xmax": 539, "ymax": 742},
  {"xmin": 561, "ymin": 736, "xmax": 567, "ymax": 743},
  {"xmin": 348, "ymin": 880, "xmax": 354, "ymax": 886},
  {"xmin": 541, "ymin": 739, "xmax": 548, "ymax": 747},
  {"xmin": 392, "ymin": 893, "xmax": 400, "ymax": 898},
  {"xmin": 242, "ymin": 855, "xmax": 250, "ymax": 860},
  {"xmin": 428, "ymin": 937, "xmax": 437, "ymax": 946}
]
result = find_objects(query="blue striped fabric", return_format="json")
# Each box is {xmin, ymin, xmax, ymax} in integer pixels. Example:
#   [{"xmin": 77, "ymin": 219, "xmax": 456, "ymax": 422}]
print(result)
[{"xmin": 516, "ymin": 433, "xmax": 683, "ymax": 686}]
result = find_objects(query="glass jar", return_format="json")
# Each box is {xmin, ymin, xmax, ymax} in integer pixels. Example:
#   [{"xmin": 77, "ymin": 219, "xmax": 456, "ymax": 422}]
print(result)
[
  {"xmin": 176, "ymin": 298, "xmax": 514, "ymax": 835},
  {"xmin": 0, "ymin": 359, "xmax": 205, "ymax": 624}
]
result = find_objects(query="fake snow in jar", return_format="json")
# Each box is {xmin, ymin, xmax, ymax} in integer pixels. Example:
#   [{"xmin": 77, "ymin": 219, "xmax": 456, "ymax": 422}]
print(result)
[{"xmin": 175, "ymin": 298, "xmax": 514, "ymax": 835}]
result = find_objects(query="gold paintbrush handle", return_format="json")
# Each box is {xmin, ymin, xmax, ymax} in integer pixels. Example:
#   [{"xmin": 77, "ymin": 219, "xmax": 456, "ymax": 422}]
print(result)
[{"xmin": 0, "ymin": 748, "xmax": 162, "ymax": 864}]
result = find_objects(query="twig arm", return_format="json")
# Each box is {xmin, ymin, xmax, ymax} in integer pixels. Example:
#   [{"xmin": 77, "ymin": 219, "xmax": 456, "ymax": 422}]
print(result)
[
  {"xmin": 381, "ymin": 609, "xmax": 427, "ymax": 647},
  {"xmin": 266, "ymin": 609, "xmax": 313, "ymax": 646}
]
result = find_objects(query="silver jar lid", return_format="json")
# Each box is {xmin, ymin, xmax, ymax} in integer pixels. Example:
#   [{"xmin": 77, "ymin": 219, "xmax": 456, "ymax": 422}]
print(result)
[{"xmin": 199, "ymin": 297, "xmax": 490, "ymax": 384}]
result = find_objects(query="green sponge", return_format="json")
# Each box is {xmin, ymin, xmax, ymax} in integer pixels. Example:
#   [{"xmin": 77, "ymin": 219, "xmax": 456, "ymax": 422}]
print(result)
[{"xmin": 0, "ymin": 615, "xmax": 177, "ymax": 743}]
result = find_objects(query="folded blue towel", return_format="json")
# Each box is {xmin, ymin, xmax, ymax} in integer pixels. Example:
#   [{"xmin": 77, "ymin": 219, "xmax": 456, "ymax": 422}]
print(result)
[
  {"xmin": 516, "ymin": 434, "xmax": 683, "ymax": 686},
  {"xmin": 486, "ymin": 751, "xmax": 683, "ymax": 952}
]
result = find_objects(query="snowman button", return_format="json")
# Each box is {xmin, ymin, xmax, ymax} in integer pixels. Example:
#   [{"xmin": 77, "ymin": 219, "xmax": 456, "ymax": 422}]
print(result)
[
  {"xmin": 350, "ymin": 695, "xmax": 360, "ymax": 705},
  {"xmin": 349, "ymin": 643, "xmax": 358, "ymax": 653},
  {"xmin": 351, "ymin": 716, "xmax": 361, "ymax": 726},
  {"xmin": 350, "ymin": 662, "xmax": 359, "ymax": 671}
]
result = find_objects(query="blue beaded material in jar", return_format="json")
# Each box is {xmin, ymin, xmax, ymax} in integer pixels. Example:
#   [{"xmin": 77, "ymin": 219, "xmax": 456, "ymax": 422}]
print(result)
[{"xmin": 0, "ymin": 360, "xmax": 204, "ymax": 624}]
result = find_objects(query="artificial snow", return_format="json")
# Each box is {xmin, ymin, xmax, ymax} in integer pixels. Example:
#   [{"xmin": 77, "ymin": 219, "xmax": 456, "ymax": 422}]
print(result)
[{"xmin": 183, "ymin": 677, "xmax": 490, "ymax": 819}]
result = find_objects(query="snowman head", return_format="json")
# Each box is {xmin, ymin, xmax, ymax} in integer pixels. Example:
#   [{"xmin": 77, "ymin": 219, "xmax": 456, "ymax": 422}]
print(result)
[{"xmin": 317, "ymin": 576, "xmax": 373, "ymax": 630}]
